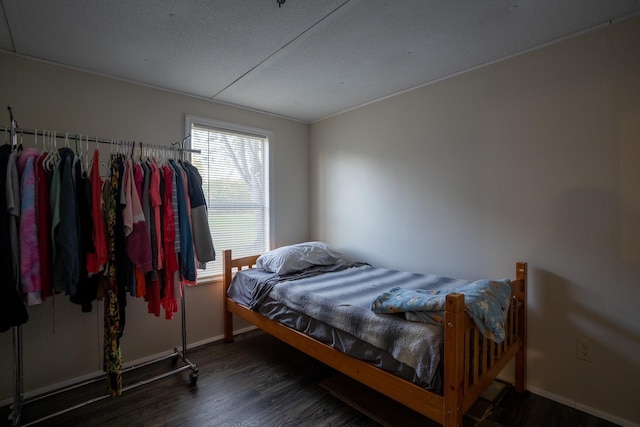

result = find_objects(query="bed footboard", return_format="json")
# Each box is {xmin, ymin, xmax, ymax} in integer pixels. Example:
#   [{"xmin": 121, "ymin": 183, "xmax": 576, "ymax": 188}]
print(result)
[{"xmin": 443, "ymin": 262, "xmax": 527, "ymax": 426}]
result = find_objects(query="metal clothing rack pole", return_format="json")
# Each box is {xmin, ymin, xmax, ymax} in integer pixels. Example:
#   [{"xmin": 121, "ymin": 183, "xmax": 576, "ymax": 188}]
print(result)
[
  {"xmin": 0, "ymin": 126, "xmax": 201, "ymax": 155},
  {"xmin": 4, "ymin": 106, "xmax": 199, "ymax": 427},
  {"xmin": 15, "ymin": 329, "xmax": 199, "ymax": 427},
  {"xmin": 6, "ymin": 105, "xmax": 24, "ymax": 427}
]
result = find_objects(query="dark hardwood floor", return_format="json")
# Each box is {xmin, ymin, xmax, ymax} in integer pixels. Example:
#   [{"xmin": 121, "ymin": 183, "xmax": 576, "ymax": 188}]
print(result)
[{"xmin": 2, "ymin": 329, "xmax": 620, "ymax": 427}]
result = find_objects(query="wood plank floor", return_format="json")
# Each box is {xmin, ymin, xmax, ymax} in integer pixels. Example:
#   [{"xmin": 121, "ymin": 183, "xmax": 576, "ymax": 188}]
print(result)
[{"xmin": 1, "ymin": 329, "xmax": 621, "ymax": 427}]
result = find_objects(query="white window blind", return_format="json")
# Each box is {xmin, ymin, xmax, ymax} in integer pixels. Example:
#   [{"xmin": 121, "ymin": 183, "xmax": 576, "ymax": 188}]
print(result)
[{"xmin": 187, "ymin": 116, "xmax": 270, "ymax": 281}]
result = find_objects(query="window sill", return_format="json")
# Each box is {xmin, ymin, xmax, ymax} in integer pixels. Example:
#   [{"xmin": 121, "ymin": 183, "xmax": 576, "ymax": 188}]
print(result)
[{"xmin": 195, "ymin": 274, "xmax": 223, "ymax": 287}]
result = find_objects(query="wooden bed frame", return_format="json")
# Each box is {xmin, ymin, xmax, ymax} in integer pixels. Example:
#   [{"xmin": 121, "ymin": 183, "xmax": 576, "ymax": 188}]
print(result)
[{"xmin": 223, "ymin": 249, "xmax": 527, "ymax": 427}]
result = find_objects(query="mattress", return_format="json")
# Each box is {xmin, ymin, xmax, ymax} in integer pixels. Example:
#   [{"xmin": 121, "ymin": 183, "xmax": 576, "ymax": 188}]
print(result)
[{"xmin": 227, "ymin": 264, "xmax": 469, "ymax": 392}]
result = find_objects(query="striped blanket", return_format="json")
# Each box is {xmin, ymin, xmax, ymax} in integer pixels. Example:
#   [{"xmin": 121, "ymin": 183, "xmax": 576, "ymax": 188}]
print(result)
[{"xmin": 254, "ymin": 264, "xmax": 469, "ymax": 389}]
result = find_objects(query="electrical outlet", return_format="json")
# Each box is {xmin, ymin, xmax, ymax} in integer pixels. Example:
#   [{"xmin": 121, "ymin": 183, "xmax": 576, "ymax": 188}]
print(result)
[{"xmin": 576, "ymin": 338, "xmax": 593, "ymax": 362}]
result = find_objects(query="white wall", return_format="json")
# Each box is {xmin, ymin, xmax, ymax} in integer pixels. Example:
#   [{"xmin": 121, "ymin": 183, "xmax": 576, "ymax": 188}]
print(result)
[
  {"xmin": 310, "ymin": 17, "xmax": 640, "ymax": 426},
  {"xmin": 0, "ymin": 52, "xmax": 309, "ymax": 401}
]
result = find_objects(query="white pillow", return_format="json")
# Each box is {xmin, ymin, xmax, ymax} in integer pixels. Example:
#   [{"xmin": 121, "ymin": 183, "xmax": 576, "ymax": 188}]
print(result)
[{"xmin": 256, "ymin": 242, "xmax": 342, "ymax": 275}]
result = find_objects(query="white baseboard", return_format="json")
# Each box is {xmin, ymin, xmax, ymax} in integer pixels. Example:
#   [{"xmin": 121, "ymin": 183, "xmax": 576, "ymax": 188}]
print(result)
[
  {"xmin": 0, "ymin": 326, "xmax": 258, "ymax": 409},
  {"xmin": 189, "ymin": 325, "xmax": 257, "ymax": 348},
  {"xmin": 497, "ymin": 374, "xmax": 639, "ymax": 427}
]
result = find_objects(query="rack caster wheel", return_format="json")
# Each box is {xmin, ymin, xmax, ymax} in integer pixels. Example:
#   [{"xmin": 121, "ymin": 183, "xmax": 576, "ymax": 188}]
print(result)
[{"xmin": 190, "ymin": 371, "xmax": 199, "ymax": 384}]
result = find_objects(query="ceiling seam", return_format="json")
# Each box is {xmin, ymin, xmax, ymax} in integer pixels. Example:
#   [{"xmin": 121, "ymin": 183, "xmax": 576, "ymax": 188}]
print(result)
[
  {"xmin": 0, "ymin": 49, "xmax": 310, "ymax": 124},
  {"xmin": 311, "ymin": 11, "xmax": 640, "ymax": 124},
  {"xmin": 1, "ymin": 0, "xmax": 18, "ymax": 52},
  {"xmin": 210, "ymin": 0, "xmax": 352, "ymax": 100}
]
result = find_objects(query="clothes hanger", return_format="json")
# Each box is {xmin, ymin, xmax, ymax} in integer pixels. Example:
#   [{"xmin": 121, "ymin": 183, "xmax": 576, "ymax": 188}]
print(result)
[
  {"xmin": 76, "ymin": 134, "xmax": 86, "ymax": 174},
  {"xmin": 43, "ymin": 131, "xmax": 54, "ymax": 172},
  {"xmin": 85, "ymin": 135, "xmax": 90, "ymax": 172},
  {"xmin": 8, "ymin": 104, "xmax": 18, "ymax": 151},
  {"xmin": 161, "ymin": 145, "xmax": 168, "ymax": 164},
  {"xmin": 44, "ymin": 131, "xmax": 59, "ymax": 172},
  {"xmin": 74, "ymin": 134, "xmax": 80, "ymax": 157}
]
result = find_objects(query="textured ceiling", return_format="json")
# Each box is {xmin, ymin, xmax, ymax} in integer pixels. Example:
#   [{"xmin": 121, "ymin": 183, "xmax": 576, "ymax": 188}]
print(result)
[{"xmin": 1, "ymin": 0, "xmax": 638, "ymax": 122}]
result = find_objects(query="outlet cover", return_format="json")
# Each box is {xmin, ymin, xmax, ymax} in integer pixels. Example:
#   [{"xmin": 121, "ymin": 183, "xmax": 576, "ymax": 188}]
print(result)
[{"xmin": 576, "ymin": 338, "xmax": 593, "ymax": 362}]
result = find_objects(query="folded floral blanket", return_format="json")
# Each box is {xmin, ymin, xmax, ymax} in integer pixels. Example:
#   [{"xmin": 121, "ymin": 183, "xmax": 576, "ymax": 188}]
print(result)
[{"xmin": 371, "ymin": 279, "xmax": 512, "ymax": 343}]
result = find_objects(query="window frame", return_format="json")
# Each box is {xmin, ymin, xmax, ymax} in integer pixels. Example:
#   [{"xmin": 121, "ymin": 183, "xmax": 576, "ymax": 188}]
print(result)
[{"xmin": 185, "ymin": 114, "xmax": 273, "ymax": 284}]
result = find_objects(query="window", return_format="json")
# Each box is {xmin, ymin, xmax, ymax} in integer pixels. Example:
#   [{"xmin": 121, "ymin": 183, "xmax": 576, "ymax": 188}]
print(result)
[{"xmin": 186, "ymin": 115, "xmax": 270, "ymax": 281}]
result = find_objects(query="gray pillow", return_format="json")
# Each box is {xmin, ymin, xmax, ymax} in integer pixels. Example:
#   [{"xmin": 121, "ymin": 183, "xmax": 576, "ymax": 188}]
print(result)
[{"xmin": 256, "ymin": 242, "xmax": 342, "ymax": 275}]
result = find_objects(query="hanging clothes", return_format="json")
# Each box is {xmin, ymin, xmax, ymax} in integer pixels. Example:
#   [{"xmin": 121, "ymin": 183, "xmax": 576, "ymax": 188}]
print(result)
[
  {"xmin": 104, "ymin": 154, "xmax": 123, "ymax": 397},
  {"xmin": 170, "ymin": 159, "xmax": 195, "ymax": 284},
  {"xmin": 70, "ymin": 156, "xmax": 99, "ymax": 312},
  {"xmin": 18, "ymin": 148, "xmax": 42, "ymax": 305},
  {"xmin": 36, "ymin": 151, "xmax": 53, "ymax": 300},
  {"xmin": 51, "ymin": 147, "xmax": 80, "ymax": 296},
  {"xmin": 123, "ymin": 158, "xmax": 152, "ymax": 274},
  {"xmin": 146, "ymin": 160, "xmax": 163, "ymax": 317},
  {"xmin": 133, "ymin": 161, "xmax": 147, "ymax": 298},
  {"xmin": 181, "ymin": 161, "xmax": 215, "ymax": 265},
  {"xmin": 113, "ymin": 156, "xmax": 129, "ymax": 332},
  {"xmin": 171, "ymin": 162, "xmax": 180, "ymax": 256},
  {"xmin": 86, "ymin": 149, "xmax": 107, "ymax": 276},
  {"xmin": 161, "ymin": 164, "xmax": 178, "ymax": 319},
  {"xmin": 0, "ymin": 144, "xmax": 28, "ymax": 332},
  {"xmin": 149, "ymin": 160, "xmax": 163, "ymax": 272}
]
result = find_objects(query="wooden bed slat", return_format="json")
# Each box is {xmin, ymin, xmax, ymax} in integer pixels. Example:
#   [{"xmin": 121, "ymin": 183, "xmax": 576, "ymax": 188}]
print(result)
[
  {"xmin": 482, "ymin": 326, "xmax": 488, "ymax": 378},
  {"xmin": 472, "ymin": 327, "xmax": 480, "ymax": 387}
]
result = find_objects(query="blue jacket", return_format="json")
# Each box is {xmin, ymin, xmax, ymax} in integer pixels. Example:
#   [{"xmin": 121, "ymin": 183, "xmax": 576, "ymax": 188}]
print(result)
[{"xmin": 170, "ymin": 160, "xmax": 195, "ymax": 282}]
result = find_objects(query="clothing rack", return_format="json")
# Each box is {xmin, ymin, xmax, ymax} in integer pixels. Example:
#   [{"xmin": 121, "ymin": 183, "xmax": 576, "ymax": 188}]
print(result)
[{"xmin": 4, "ymin": 106, "xmax": 200, "ymax": 427}]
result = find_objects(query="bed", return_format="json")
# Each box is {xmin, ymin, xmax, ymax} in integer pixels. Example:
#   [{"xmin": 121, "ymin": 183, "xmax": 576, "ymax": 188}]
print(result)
[{"xmin": 222, "ymin": 243, "xmax": 527, "ymax": 427}]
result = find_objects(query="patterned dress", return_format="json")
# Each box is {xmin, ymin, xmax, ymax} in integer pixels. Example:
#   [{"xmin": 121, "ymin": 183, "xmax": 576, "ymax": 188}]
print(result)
[{"xmin": 104, "ymin": 154, "xmax": 122, "ymax": 396}]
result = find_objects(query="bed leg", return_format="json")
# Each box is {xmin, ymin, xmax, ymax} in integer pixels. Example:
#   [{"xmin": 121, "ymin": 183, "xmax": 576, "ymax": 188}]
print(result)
[
  {"xmin": 223, "ymin": 249, "xmax": 234, "ymax": 343},
  {"xmin": 223, "ymin": 310, "xmax": 234, "ymax": 343}
]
